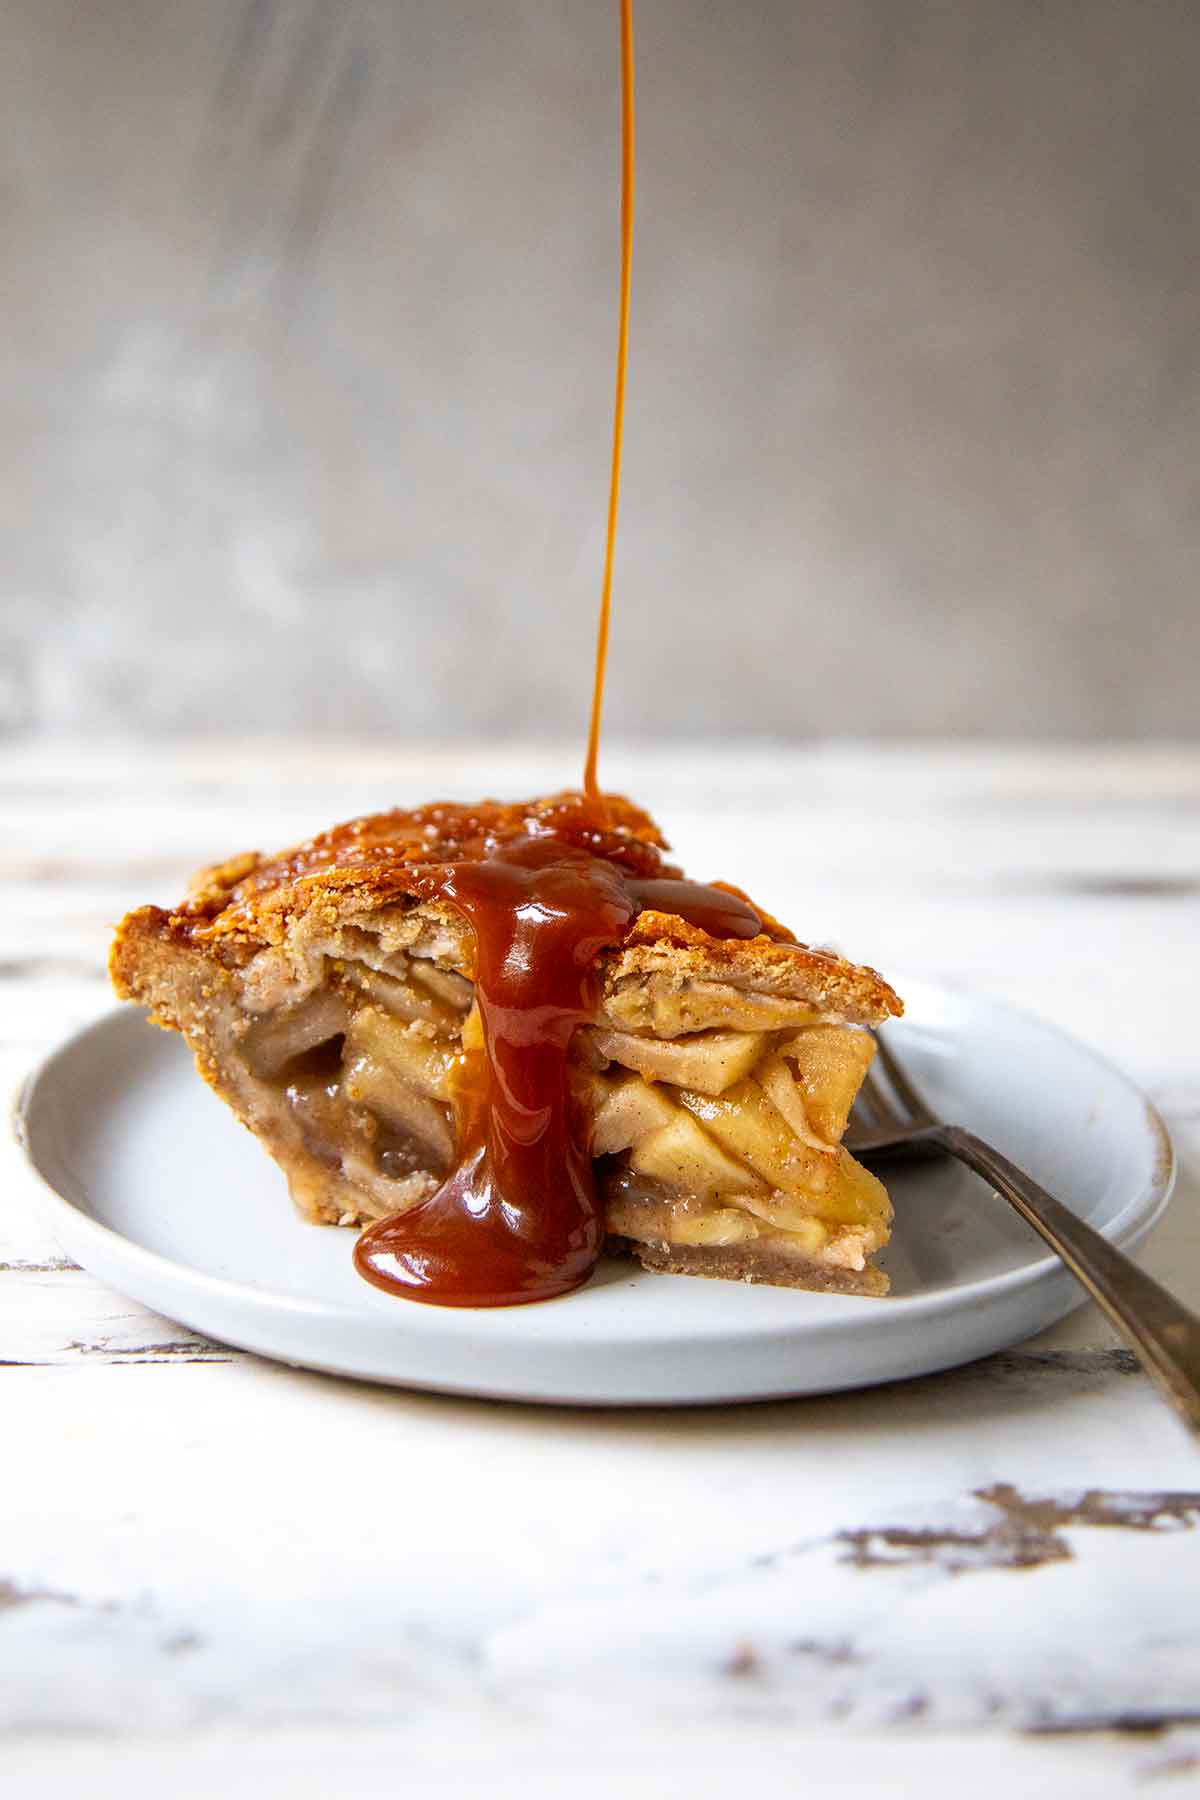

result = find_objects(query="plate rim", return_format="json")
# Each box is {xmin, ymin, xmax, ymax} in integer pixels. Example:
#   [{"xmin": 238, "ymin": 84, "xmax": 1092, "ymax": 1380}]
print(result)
[{"xmin": 11, "ymin": 981, "xmax": 1177, "ymax": 1355}]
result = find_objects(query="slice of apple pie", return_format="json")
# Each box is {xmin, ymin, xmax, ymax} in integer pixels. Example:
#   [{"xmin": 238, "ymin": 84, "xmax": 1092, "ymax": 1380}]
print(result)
[{"xmin": 111, "ymin": 791, "xmax": 902, "ymax": 1305}]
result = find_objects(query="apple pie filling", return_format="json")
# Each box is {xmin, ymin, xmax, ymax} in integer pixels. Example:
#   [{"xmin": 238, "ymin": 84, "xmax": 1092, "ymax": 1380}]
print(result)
[{"xmin": 228, "ymin": 941, "xmax": 889, "ymax": 1279}]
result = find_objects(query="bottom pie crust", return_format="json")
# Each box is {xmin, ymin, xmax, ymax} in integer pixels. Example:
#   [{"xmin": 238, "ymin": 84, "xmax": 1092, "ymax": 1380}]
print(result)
[{"xmin": 609, "ymin": 1234, "xmax": 890, "ymax": 1297}]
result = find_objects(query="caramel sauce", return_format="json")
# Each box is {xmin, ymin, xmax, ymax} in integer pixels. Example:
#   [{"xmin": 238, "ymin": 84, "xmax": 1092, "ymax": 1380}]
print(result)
[
  {"xmin": 352, "ymin": 5, "xmax": 753, "ymax": 1306},
  {"xmin": 354, "ymin": 815, "xmax": 761, "ymax": 1306}
]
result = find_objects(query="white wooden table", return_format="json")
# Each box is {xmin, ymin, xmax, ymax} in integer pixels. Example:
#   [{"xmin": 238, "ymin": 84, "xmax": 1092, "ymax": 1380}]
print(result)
[{"xmin": 3, "ymin": 742, "xmax": 1198, "ymax": 1798}]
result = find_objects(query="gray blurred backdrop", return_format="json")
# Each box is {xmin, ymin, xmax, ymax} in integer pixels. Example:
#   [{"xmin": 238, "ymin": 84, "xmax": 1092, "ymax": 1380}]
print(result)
[{"xmin": 2, "ymin": 0, "xmax": 1197, "ymax": 742}]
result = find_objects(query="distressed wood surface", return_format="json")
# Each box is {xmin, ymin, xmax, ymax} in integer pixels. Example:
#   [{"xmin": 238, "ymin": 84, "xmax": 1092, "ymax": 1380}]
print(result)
[{"xmin": 2, "ymin": 741, "xmax": 1199, "ymax": 1795}]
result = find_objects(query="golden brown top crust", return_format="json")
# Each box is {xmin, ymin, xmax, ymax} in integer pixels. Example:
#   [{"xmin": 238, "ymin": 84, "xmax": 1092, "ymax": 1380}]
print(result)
[
  {"xmin": 183, "ymin": 791, "xmax": 670, "ymax": 923},
  {"xmin": 110, "ymin": 790, "xmax": 902, "ymax": 1025}
]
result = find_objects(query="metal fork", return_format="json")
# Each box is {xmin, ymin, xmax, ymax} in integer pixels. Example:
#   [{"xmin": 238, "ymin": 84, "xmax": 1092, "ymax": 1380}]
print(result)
[{"xmin": 848, "ymin": 1032, "xmax": 1200, "ymax": 1439}]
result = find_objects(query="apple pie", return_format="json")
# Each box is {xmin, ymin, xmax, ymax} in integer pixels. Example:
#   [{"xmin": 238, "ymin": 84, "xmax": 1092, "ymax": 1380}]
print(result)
[{"xmin": 110, "ymin": 791, "xmax": 902, "ymax": 1304}]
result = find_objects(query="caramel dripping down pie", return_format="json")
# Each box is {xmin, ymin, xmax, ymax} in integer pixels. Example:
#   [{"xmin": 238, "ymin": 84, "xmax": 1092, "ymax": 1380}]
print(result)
[{"xmin": 110, "ymin": 793, "xmax": 903, "ymax": 1299}]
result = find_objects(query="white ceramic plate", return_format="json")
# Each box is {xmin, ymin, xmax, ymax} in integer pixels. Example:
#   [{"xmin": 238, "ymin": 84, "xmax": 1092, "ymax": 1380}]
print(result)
[{"xmin": 15, "ymin": 979, "xmax": 1173, "ymax": 1406}]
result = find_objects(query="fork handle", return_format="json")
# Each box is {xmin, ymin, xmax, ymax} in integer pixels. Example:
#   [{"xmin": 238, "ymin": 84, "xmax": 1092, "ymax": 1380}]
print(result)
[{"xmin": 934, "ymin": 1125, "xmax": 1200, "ymax": 1438}]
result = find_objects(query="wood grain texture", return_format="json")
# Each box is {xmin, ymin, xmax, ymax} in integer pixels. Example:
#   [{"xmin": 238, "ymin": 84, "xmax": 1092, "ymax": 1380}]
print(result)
[
  {"xmin": 2, "ymin": 740, "xmax": 1200, "ymax": 1790},
  {"xmin": 2, "ymin": 0, "xmax": 1199, "ymax": 743}
]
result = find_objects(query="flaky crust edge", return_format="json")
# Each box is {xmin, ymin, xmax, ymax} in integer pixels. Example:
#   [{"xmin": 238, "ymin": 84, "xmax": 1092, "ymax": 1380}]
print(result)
[{"xmin": 110, "ymin": 793, "xmax": 902, "ymax": 1027}]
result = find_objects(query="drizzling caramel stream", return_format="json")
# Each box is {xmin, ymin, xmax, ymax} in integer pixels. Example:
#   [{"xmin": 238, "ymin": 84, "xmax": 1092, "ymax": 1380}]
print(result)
[{"xmin": 583, "ymin": 0, "xmax": 635, "ymax": 801}]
